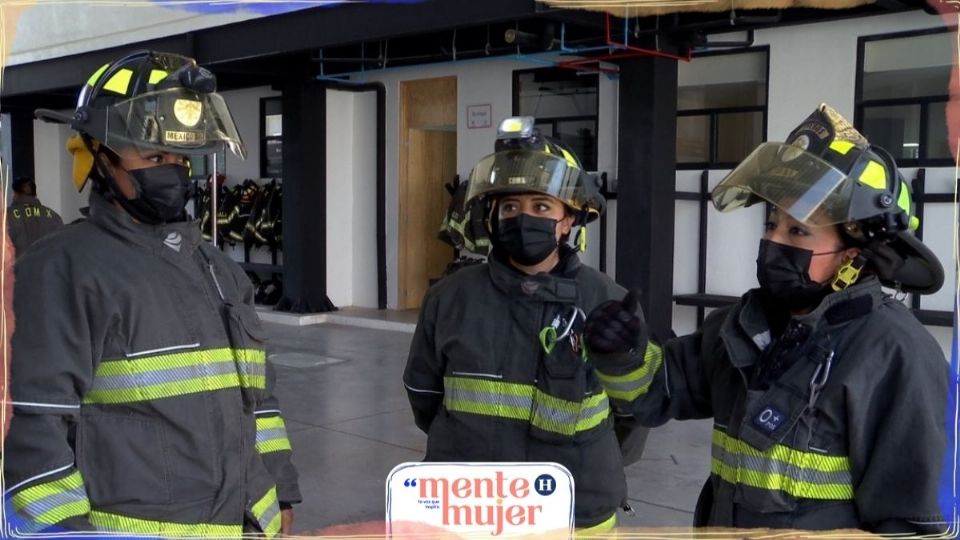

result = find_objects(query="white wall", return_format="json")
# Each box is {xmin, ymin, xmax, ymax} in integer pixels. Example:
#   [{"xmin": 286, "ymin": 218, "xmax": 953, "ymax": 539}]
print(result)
[
  {"xmin": 354, "ymin": 54, "xmax": 618, "ymax": 309},
  {"xmin": 672, "ymin": 10, "xmax": 956, "ymax": 355},
  {"xmin": 32, "ymin": 118, "xmax": 86, "ymax": 225},
  {"xmin": 8, "ymin": 5, "xmax": 268, "ymax": 66},
  {"xmin": 325, "ymin": 89, "xmax": 379, "ymax": 309}
]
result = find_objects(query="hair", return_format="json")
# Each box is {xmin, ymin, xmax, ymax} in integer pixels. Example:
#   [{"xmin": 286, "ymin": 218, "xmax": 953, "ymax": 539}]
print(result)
[{"xmin": 12, "ymin": 177, "xmax": 36, "ymax": 196}]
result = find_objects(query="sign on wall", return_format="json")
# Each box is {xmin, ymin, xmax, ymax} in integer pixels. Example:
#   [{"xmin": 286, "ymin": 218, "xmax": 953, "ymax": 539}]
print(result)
[{"xmin": 467, "ymin": 104, "xmax": 493, "ymax": 129}]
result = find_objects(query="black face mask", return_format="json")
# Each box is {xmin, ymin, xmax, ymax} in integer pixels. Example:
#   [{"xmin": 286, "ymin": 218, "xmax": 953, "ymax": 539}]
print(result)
[
  {"xmin": 123, "ymin": 164, "xmax": 194, "ymax": 225},
  {"xmin": 756, "ymin": 239, "xmax": 834, "ymax": 310},
  {"xmin": 496, "ymin": 214, "xmax": 559, "ymax": 266}
]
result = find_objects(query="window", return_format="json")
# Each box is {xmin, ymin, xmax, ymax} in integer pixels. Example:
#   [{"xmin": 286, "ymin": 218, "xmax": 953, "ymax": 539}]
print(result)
[
  {"xmin": 856, "ymin": 29, "xmax": 952, "ymax": 165},
  {"xmin": 513, "ymin": 68, "xmax": 599, "ymax": 170},
  {"xmin": 260, "ymin": 97, "xmax": 282, "ymax": 178},
  {"xmin": 676, "ymin": 48, "xmax": 768, "ymax": 169}
]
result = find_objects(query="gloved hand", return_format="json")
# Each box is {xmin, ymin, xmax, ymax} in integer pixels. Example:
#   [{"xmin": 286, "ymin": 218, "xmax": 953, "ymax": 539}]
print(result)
[{"xmin": 585, "ymin": 289, "xmax": 645, "ymax": 354}]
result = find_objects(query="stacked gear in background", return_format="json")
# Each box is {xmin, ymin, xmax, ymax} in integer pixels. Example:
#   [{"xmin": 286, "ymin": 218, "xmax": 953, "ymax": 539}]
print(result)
[
  {"xmin": 200, "ymin": 179, "xmax": 283, "ymax": 248},
  {"xmin": 711, "ymin": 103, "xmax": 943, "ymax": 295},
  {"xmin": 196, "ymin": 177, "xmax": 285, "ymax": 305}
]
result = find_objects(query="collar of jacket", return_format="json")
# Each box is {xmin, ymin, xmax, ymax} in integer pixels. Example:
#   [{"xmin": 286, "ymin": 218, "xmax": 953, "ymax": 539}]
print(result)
[
  {"xmin": 11, "ymin": 195, "xmax": 40, "ymax": 206},
  {"xmin": 721, "ymin": 277, "xmax": 884, "ymax": 369},
  {"xmin": 487, "ymin": 245, "xmax": 582, "ymax": 303},
  {"xmin": 87, "ymin": 190, "xmax": 201, "ymax": 256}
]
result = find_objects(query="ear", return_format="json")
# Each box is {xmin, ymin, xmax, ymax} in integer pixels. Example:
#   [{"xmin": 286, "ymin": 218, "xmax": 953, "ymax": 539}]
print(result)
[
  {"xmin": 843, "ymin": 246, "xmax": 862, "ymax": 262},
  {"xmin": 558, "ymin": 214, "xmax": 575, "ymax": 236}
]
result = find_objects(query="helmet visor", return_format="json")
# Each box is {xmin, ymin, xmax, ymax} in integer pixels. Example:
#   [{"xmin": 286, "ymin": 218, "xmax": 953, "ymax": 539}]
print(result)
[
  {"xmin": 711, "ymin": 141, "xmax": 855, "ymax": 226},
  {"xmin": 466, "ymin": 150, "xmax": 586, "ymax": 206},
  {"xmin": 103, "ymin": 88, "xmax": 247, "ymax": 159}
]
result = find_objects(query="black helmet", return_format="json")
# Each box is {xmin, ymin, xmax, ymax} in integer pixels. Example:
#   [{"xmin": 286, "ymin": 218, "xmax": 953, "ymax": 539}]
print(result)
[
  {"xmin": 711, "ymin": 104, "xmax": 943, "ymax": 294},
  {"xmin": 37, "ymin": 51, "xmax": 246, "ymax": 191},
  {"xmin": 465, "ymin": 117, "xmax": 605, "ymax": 225}
]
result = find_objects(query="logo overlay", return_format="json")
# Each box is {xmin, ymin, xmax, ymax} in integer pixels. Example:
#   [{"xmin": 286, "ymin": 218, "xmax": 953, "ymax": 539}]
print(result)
[{"xmin": 386, "ymin": 463, "xmax": 574, "ymax": 537}]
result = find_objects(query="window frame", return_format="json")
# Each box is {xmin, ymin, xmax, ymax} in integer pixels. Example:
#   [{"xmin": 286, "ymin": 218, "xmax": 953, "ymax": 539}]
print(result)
[
  {"xmin": 676, "ymin": 45, "xmax": 770, "ymax": 171},
  {"xmin": 855, "ymin": 26, "xmax": 953, "ymax": 168},
  {"xmin": 511, "ymin": 67, "xmax": 600, "ymax": 171},
  {"xmin": 260, "ymin": 96, "xmax": 283, "ymax": 179}
]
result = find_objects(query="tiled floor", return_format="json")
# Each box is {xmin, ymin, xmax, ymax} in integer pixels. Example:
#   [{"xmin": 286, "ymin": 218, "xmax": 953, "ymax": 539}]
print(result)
[{"xmin": 263, "ymin": 321, "xmax": 713, "ymax": 534}]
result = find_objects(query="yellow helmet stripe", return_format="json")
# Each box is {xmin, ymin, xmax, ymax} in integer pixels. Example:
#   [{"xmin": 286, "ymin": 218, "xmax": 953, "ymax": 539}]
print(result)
[
  {"xmin": 102, "ymin": 68, "xmax": 134, "ymax": 95},
  {"xmin": 86, "ymin": 63, "xmax": 110, "ymax": 87},
  {"xmin": 148, "ymin": 69, "xmax": 169, "ymax": 85},
  {"xmin": 857, "ymin": 160, "xmax": 886, "ymax": 190}
]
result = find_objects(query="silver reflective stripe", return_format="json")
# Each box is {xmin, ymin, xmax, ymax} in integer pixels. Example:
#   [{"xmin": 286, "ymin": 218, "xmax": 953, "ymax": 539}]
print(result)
[
  {"xmin": 91, "ymin": 361, "xmax": 237, "ymax": 390},
  {"xmin": 256, "ymin": 428, "xmax": 288, "ymax": 444},
  {"xmin": 16, "ymin": 485, "xmax": 87, "ymax": 522},
  {"xmin": 447, "ymin": 388, "xmax": 533, "ymax": 409}
]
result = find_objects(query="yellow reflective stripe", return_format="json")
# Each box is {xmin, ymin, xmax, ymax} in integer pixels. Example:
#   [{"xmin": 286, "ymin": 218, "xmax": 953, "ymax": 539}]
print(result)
[
  {"xmin": 897, "ymin": 180, "xmax": 911, "ymax": 214},
  {"xmin": 575, "ymin": 512, "xmax": 616, "ymax": 535},
  {"xmin": 103, "ymin": 68, "xmax": 133, "ymax": 95},
  {"xmin": 85, "ymin": 373, "xmax": 242, "ymax": 404},
  {"xmin": 857, "ymin": 160, "xmax": 887, "ymax": 190},
  {"xmin": 828, "ymin": 139, "xmax": 855, "ymax": 155},
  {"xmin": 90, "ymin": 510, "xmax": 241, "ymax": 537},
  {"xmin": 560, "ymin": 147, "xmax": 578, "ymax": 167},
  {"xmin": 595, "ymin": 342, "xmax": 663, "ymax": 401},
  {"xmin": 711, "ymin": 429, "xmax": 853, "ymax": 501},
  {"xmin": 444, "ymin": 376, "xmax": 610, "ymax": 436},
  {"xmin": 713, "ymin": 429, "xmax": 849, "ymax": 473},
  {"xmin": 251, "ymin": 487, "xmax": 282, "ymax": 538},
  {"xmin": 86, "ymin": 64, "xmax": 110, "ymax": 87},
  {"xmin": 712, "ymin": 458, "xmax": 853, "ymax": 500},
  {"xmin": 256, "ymin": 416, "xmax": 292, "ymax": 454},
  {"xmin": 12, "ymin": 470, "xmax": 91, "ymax": 525},
  {"xmin": 95, "ymin": 348, "xmax": 264, "ymax": 376},
  {"xmin": 86, "ymin": 347, "xmax": 266, "ymax": 404},
  {"xmin": 148, "ymin": 69, "xmax": 169, "ymax": 84}
]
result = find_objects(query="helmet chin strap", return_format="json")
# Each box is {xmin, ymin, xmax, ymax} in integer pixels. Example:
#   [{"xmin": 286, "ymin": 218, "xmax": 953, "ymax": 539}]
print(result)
[{"xmin": 90, "ymin": 146, "xmax": 159, "ymax": 225}]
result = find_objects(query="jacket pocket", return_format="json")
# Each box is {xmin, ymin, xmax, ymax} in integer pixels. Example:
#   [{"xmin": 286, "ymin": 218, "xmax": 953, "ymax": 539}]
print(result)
[
  {"xmin": 224, "ymin": 302, "xmax": 268, "ymax": 410},
  {"xmin": 77, "ymin": 412, "xmax": 171, "ymax": 507}
]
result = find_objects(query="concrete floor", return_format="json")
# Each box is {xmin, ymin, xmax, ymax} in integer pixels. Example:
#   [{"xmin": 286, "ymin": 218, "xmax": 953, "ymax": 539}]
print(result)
[{"xmin": 263, "ymin": 320, "xmax": 713, "ymax": 534}]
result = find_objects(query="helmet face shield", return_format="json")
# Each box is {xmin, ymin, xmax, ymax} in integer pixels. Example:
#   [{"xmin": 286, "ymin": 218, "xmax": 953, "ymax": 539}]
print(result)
[
  {"xmin": 711, "ymin": 142, "xmax": 855, "ymax": 227},
  {"xmin": 467, "ymin": 150, "xmax": 590, "ymax": 210},
  {"xmin": 103, "ymin": 88, "xmax": 246, "ymax": 159}
]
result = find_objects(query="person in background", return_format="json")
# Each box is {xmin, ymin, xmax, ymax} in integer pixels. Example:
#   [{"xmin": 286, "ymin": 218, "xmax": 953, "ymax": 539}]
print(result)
[{"xmin": 7, "ymin": 175, "xmax": 63, "ymax": 256}]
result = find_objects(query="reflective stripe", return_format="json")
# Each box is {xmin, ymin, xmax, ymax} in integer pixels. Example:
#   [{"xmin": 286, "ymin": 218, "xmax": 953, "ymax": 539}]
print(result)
[
  {"xmin": 12, "ymin": 470, "xmax": 90, "ymax": 526},
  {"xmin": 85, "ymin": 347, "xmax": 265, "ymax": 404},
  {"xmin": 444, "ymin": 376, "xmax": 610, "ymax": 436},
  {"xmin": 711, "ymin": 429, "xmax": 853, "ymax": 500},
  {"xmin": 90, "ymin": 510, "xmax": 242, "ymax": 537},
  {"xmin": 595, "ymin": 342, "xmax": 663, "ymax": 401},
  {"xmin": 256, "ymin": 416, "xmax": 293, "ymax": 454},
  {"xmin": 251, "ymin": 487, "xmax": 282, "ymax": 538},
  {"xmin": 103, "ymin": 68, "xmax": 133, "ymax": 95},
  {"xmin": 575, "ymin": 512, "xmax": 617, "ymax": 536}
]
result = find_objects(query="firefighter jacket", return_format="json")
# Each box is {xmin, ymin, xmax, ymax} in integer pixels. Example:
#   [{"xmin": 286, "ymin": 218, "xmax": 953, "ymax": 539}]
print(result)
[
  {"xmin": 591, "ymin": 277, "xmax": 948, "ymax": 534},
  {"xmin": 4, "ymin": 191, "xmax": 301, "ymax": 536},
  {"xmin": 403, "ymin": 247, "xmax": 644, "ymax": 529},
  {"xmin": 7, "ymin": 196, "xmax": 63, "ymax": 256}
]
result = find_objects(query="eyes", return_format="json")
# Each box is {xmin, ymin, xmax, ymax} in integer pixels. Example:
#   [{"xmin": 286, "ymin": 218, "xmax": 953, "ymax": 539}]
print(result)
[
  {"xmin": 143, "ymin": 153, "xmax": 190, "ymax": 167},
  {"xmin": 764, "ymin": 220, "xmax": 810, "ymax": 237},
  {"xmin": 500, "ymin": 200, "xmax": 554, "ymax": 217}
]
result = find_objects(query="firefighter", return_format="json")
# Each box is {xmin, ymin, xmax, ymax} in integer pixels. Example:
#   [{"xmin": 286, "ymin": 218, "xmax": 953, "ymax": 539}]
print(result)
[
  {"xmin": 403, "ymin": 117, "xmax": 646, "ymax": 532},
  {"xmin": 584, "ymin": 104, "xmax": 948, "ymax": 534},
  {"xmin": 4, "ymin": 51, "xmax": 300, "ymax": 536},
  {"xmin": 7, "ymin": 175, "xmax": 64, "ymax": 256}
]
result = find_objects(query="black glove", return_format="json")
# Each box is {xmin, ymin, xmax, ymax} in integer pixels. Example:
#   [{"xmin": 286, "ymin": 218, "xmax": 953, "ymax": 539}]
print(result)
[{"xmin": 585, "ymin": 289, "xmax": 645, "ymax": 354}]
